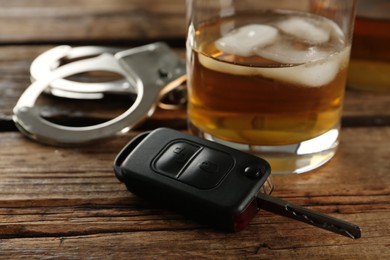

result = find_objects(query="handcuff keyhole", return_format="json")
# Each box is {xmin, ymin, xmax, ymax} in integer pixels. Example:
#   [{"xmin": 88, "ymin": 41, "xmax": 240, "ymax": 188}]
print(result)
[{"xmin": 158, "ymin": 69, "xmax": 171, "ymax": 79}]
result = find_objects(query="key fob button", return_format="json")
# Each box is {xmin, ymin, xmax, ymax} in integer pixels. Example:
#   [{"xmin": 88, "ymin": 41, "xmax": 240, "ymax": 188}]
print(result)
[
  {"xmin": 244, "ymin": 164, "xmax": 263, "ymax": 179},
  {"xmin": 178, "ymin": 147, "xmax": 234, "ymax": 189},
  {"xmin": 154, "ymin": 141, "xmax": 200, "ymax": 177}
]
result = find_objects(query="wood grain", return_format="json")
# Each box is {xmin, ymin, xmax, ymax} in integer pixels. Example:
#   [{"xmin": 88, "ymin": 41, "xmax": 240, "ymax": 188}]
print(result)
[{"xmin": 0, "ymin": 0, "xmax": 186, "ymax": 43}]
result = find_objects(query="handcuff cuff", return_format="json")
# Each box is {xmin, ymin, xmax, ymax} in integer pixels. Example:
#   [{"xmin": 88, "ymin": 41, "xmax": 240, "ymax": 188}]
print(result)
[{"xmin": 13, "ymin": 42, "xmax": 187, "ymax": 146}]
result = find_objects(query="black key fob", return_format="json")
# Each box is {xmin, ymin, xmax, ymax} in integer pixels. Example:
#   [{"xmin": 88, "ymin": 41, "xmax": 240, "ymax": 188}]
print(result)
[{"xmin": 114, "ymin": 127, "xmax": 272, "ymax": 232}]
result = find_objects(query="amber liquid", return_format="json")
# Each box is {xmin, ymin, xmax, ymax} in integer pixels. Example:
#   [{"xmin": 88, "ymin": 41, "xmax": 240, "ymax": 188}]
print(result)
[
  {"xmin": 187, "ymin": 11, "xmax": 350, "ymax": 145},
  {"xmin": 348, "ymin": 16, "xmax": 390, "ymax": 91}
]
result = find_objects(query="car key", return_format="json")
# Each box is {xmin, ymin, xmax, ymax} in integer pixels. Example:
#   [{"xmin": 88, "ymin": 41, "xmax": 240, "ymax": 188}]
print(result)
[
  {"xmin": 114, "ymin": 128, "xmax": 361, "ymax": 239},
  {"xmin": 256, "ymin": 193, "xmax": 361, "ymax": 239}
]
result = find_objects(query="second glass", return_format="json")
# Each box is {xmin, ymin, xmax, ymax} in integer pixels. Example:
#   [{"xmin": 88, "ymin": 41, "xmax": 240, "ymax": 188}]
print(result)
[{"xmin": 186, "ymin": 0, "xmax": 356, "ymax": 174}]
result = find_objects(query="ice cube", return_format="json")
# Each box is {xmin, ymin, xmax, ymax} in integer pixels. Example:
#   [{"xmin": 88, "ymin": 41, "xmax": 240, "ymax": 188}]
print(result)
[
  {"xmin": 215, "ymin": 24, "xmax": 278, "ymax": 57},
  {"xmin": 198, "ymin": 47, "xmax": 350, "ymax": 87},
  {"xmin": 259, "ymin": 58, "xmax": 340, "ymax": 87},
  {"xmin": 276, "ymin": 17, "xmax": 331, "ymax": 44},
  {"xmin": 255, "ymin": 40, "xmax": 331, "ymax": 64}
]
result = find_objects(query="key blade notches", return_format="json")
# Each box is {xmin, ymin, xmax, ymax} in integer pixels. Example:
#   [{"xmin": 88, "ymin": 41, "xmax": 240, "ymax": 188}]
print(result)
[{"xmin": 257, "ymin": 193, "xmax": 361, "ymax": 239}]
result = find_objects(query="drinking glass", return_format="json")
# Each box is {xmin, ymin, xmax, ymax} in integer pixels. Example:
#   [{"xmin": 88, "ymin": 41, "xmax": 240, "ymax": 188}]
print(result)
[
  {"xmin": 348, "ymin": 0, "xmax": 390, "ymax": 92},
  {"xmin": 186, "ymin": 0, "xmax": 357, "ymax": 174}
]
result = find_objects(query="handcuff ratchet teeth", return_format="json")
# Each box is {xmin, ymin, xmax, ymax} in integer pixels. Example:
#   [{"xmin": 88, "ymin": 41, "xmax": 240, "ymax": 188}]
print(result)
[{"xmin": 13, "ymin": 42, "xmax": 187, "ymax": 146}]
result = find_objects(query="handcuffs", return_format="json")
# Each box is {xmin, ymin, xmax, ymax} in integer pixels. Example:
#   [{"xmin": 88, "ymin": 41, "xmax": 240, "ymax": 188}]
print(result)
[{"xmin": 13, "ymin": 42, "xmax": 187, "ymax": 146}]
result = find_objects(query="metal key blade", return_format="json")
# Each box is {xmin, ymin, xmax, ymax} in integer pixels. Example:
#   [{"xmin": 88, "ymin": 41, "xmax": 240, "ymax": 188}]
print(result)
[{"xmin": 256, "ymin": 193, "xmax": 361, "ymax": 239}]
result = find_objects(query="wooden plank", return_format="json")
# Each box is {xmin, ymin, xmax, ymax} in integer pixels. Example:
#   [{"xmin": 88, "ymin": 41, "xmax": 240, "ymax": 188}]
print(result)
[
  {"xmin": 1, "ymin": 127, "xmax": 388, "ymax": 199},
  {"xmin": 1, "ymin": 45, "xmax": 390, "ymax": 129},
  {"xmin": 0, "ymin": 0, "xmax": 186, "ymax": 43},
  {"xmin": 343, "ymin": 89, "xmax": 390, "ymax": 117},
  {"xmin": 0, "ymin": 224, "xmax": 388, "ymax": 259},
  {"xmin": 0, "ymin": 127, "xmax": 388, "ymax": 257}
]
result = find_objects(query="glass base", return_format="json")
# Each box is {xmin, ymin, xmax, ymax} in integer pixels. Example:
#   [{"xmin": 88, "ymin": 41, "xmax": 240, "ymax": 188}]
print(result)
[{"xmin": 189, "ymin": 125, "xmax": 340, "ymax": 174}]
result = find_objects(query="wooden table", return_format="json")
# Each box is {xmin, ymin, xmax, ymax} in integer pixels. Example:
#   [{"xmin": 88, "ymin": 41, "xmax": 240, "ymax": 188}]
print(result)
[{"xmin": 0, "ymin": 1, "xmax": 389, "ymax": 258}]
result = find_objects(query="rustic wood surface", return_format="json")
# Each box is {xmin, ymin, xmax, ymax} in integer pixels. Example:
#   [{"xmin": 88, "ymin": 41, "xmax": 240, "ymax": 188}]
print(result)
[
  {"xmin": 0, "ymin": 1, "xmax": 389, "ymax": 259},
  {"xmin": 0, "ymin": 0, "xmax": 186, "ymax": 44}
]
